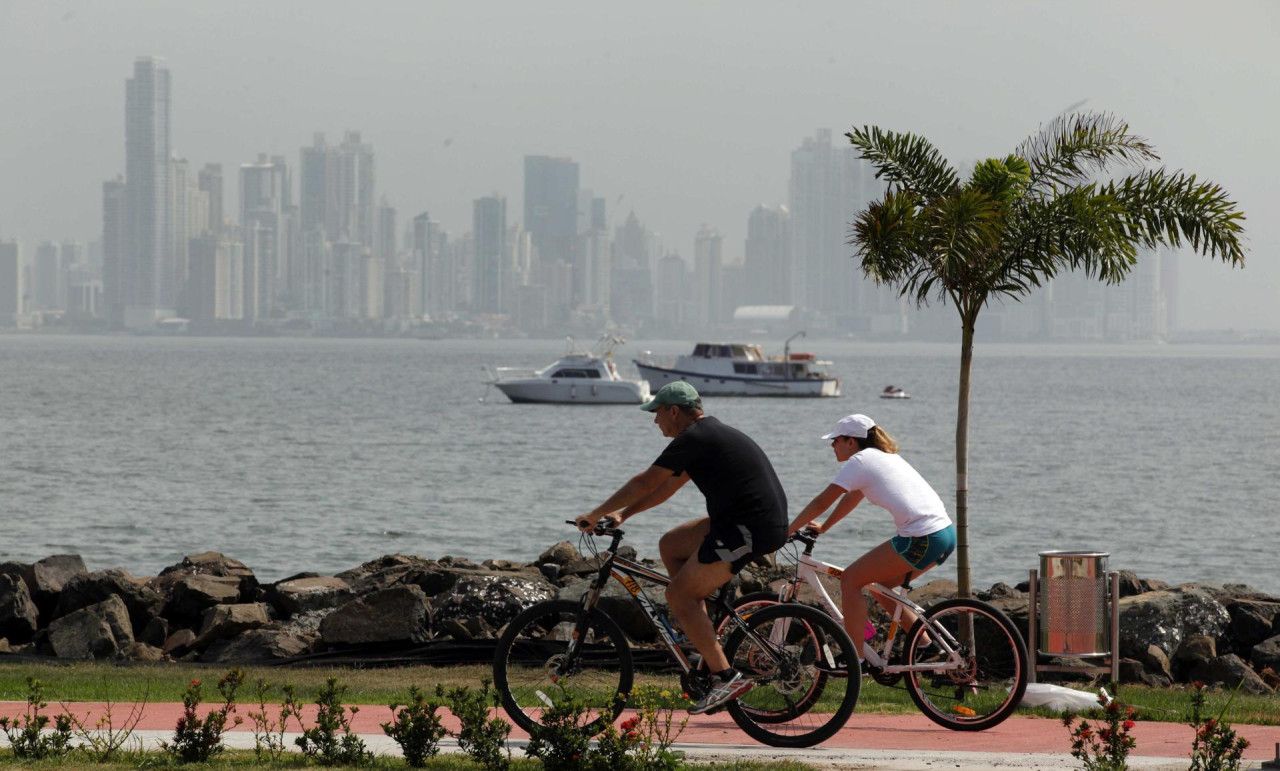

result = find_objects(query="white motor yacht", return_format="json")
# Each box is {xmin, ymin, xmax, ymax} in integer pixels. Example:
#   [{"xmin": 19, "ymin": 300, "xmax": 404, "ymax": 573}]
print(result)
[
  {"xmin": 634, "ymin": 333, "xmax": 840, "ymax": 397},
  {"xmin": 488, "ymin": 337, "xmax": 651, "ymax": 405}
]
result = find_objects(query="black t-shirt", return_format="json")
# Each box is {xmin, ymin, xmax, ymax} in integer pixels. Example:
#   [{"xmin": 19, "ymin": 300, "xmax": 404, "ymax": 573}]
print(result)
[{"xmin": 652, "ymin": 416, "xmax": 788, "ymax": 528}]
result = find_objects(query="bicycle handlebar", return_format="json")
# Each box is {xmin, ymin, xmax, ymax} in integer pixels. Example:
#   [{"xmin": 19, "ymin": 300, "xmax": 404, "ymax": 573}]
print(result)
[{"xmin": 566, "ymin": 519, "xmax": 623, "ymax": 537}]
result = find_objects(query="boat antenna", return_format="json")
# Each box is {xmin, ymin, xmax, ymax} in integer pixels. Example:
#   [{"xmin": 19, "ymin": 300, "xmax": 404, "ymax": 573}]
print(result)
[{"xmin": 784, "ymin": 331, "xmax": 806, "ymax": 380}]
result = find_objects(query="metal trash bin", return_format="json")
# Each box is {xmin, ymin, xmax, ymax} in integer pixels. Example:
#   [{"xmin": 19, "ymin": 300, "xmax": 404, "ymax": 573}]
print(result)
[{"xmin": 1037, "ymin": 550, "xmax": 1110, "ymax": 656}]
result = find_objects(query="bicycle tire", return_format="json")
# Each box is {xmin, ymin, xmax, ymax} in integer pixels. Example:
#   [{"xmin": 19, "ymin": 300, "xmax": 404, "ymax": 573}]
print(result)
[
  {"xmin": 722, "ymin": 590, "xmax": 833, "ymax": 724},
  {"xmin": 492, "ymin": 599, "xmax": 633, "ymax": 735},
  {"xmin": 902, "ymin": 598, "xmax": 1028, "ymax": 731},
  {"xmin": 723, "ymin": 602, "xmax": 860, "ymax": 748}
]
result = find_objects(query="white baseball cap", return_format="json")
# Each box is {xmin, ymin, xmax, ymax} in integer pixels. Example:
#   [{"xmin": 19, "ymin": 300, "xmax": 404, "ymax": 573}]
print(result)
[{"xmin": 821, "ymin": 414, "xmax": 876, "ymax": 440}]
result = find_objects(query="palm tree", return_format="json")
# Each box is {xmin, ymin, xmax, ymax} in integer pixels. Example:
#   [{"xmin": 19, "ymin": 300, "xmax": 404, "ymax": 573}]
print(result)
[{"xmin": 846, "ymin": 113, "xmax": 1246, "ymax": 598}]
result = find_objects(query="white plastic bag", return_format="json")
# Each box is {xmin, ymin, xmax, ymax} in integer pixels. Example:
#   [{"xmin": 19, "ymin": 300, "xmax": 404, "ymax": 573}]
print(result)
[{"xmin": 1019, "ymin": 683, "xmax": 1108, "ymax": 712}]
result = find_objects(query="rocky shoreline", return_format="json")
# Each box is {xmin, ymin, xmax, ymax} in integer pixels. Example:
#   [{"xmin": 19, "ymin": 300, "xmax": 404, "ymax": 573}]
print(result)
[{"xmin": 1, "ymin": 546, "xmax": 1277, "ymax": 695}]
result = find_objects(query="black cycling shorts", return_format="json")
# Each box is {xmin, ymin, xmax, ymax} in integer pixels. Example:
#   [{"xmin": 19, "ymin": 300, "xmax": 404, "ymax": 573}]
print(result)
[{"xmin": 697, "ymin": 518, "xmax": 788, "ymax": 574}]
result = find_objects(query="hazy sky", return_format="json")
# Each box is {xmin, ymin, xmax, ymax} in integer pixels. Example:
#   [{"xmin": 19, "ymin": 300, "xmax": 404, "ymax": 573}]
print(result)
[{"xmin": 1, "ymin": 0, "xmax": 1275, "ymax": 330}]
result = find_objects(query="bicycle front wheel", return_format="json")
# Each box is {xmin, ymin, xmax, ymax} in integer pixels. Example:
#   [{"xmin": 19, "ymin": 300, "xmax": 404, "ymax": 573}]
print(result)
[
  {"xmin": 493, "ymin": 599, "xmax": 633, "ymax": 734},
  {"xmin": 723, "ymin": 602, "xmax": 860, "ymax": 748},
  {"xmin": 903, "ymin": 598, "xmax": 1028, "ymax": 731}
]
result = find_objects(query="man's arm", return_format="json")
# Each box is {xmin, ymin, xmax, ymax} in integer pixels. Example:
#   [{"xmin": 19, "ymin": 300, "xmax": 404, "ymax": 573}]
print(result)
[
  {"xmin": 618, "ymin": 471, "xmax": 689, "ymax": 520},
  {"xmin": 578, "ymin": 465, "xmax": 675, "ymax": 530}
]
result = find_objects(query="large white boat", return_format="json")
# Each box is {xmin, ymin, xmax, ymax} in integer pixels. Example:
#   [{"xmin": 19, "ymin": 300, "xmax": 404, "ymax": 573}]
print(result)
[
  {"xmin": 634, "ymin": 334, "xmax": 841, "ymax": 397},
  {"xmin": 487, "ymin": 337, "xmax": 651, "ymax": 405}
]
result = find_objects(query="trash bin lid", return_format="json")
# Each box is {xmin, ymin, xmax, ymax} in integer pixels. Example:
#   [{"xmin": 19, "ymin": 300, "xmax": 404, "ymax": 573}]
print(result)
[{"xmin": 1038, "ymin": 550, "xmax": 1109, "ymax": 558}]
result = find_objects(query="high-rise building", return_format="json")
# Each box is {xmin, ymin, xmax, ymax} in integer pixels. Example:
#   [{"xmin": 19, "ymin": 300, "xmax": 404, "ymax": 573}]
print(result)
[
  {"xmin": 240, "ymin": 154, "xmax": 290, "ymax": 318},
  {"xmin": 472, "ymin": 195, "xmax": 507, "ymax": 314},
  {"xmin": 745, "ymin": 204, "xmax": 791, "ymax": 306},
  {"xmin": 611, "ymin": 211, "xmax": 656, "ymax": 326},
  {"xmin": 188, "ymin": 235, "xmax": 234, "ymax": 321},
  {"xmin": 198, "ymin": 163, "xmax": 224, "ymax": 236},
  {"xmin": 524, "ymin": 155, "xmax": 579, "ymax": 275},
  {"xmin": 102, "ymin": 176, "xmax": 127, "ymax": 324},
  {"xmin": 171, "ymin": 156, "xmax": 193, "ymax": 315},
  {"xmin": 299, "ymin": 132, "xmax": 375, "ymax": 249},
  {"xmin": 694, "ymin": 226, "xmax": 723, "ymax": 328},
  {"xmin": 123, "ymin": 56, "xmax": 173, "ymax": 328},
  {"xmin": 376, "ymin": 200, "xmax": 397, "ymax": 264},
  {"xmin": 32, "ymin": 241, "xmax": 62, "ymax": 311},
  {"xmin": 412, "ymin": 213, "xmax": 448, "ymax": 319},
  {"xmin": 0, "ymin": 240, "xmax": 21, "ymax": 325},
  {"xmin": 655, "ymin": 252, "xmax": 689, "ymax": 325}
]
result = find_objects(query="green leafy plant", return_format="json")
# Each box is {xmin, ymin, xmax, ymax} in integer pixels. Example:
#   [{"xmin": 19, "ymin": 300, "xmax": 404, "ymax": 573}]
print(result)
[
  {"xmin": 1062, "ymin": 684, "xmax": 1139, "ymax": 771},
  {"xmin": 439, "ymin": 679, "xmax": 511, "ymax": 771},
  {"xmin": 61, "ymin": 679, "xmax": 150, "ymax": 763},
  {"xmin": 295, "ymin": 676, "xmax": 372, "ymax": 766},
  {"xmin": 1187, "ymin": 681, "xmax": 1250, "ymax": 771},
  {"xmin": 619, "ymin": 685, "xmax": 686, "ymax": 771},
  {"xmin": 0, "ymin": 677, "xmax": 74, "ymax": 759},
  {"xmin": 162, "ymin": 668, "xmax": 245, "ymax": 763},
  {"xmin": 523, "ymin": 698, "xmax": 593, "ymax": 770},
  {"xmin": 524, "ymin": 686, "xmax": 686, "ymax": 771},
  {"xmin": 382, "ymin": 685, "xmax": 448, "ymax": 768},
  {"xmin": 246, "ymin": 678, "xmax": 303, "ymax": 763}
]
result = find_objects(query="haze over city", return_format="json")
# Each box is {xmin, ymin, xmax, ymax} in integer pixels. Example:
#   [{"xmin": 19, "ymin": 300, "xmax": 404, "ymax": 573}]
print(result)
[{"xmin": 1, "ymin": 0, "xmax": 1276, "ymax": 335}]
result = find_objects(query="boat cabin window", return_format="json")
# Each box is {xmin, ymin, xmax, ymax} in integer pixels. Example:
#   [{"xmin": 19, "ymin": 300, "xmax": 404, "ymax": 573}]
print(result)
[
  {"xmin": 733, "ymin": 363, "xmax": 758, "ymax": 375},
  {"xmin": 550, "ymin": 368, "xmax": 601, "ymax": 379},
  {"xmin": 731, "ymin": 344, "xmax": 750, "ymax": 358},
  {"xmin": 716, "ymin": 345, "xmax": 733, "ymax": 358},
  {"xmin": 693, "ymin": 343, "xmax": 711, "ymax": 357}
]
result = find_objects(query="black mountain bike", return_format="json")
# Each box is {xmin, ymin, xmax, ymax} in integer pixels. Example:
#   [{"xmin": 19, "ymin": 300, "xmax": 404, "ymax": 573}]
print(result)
[{"xmin": 492, "ymin": 520, "xmax": 861, "ymax": 748}]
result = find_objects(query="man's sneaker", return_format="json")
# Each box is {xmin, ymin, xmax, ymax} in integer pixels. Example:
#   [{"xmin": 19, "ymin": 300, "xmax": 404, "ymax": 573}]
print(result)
[{"xmin": 688, "ymin": 671, "xmax": 754, "ymax": 715}]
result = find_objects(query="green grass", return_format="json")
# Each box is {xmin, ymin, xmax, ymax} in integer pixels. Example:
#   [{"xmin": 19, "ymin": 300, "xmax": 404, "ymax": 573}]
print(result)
[{"xmin": 2, "ymin": 662, "xmax": 1276, "ymax": 727}]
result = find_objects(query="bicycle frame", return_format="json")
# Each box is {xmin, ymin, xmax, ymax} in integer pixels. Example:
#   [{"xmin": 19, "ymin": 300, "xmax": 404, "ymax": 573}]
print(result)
[{"xmin": 772, "ymin": 535, "xmax": 967, "ymax": 675}]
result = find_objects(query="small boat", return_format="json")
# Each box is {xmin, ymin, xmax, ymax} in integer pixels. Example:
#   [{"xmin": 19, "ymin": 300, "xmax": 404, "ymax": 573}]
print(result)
[
  {"xmin": 880, "ymin": 385, "xmax": 910, "ymax": 400},
  {"xmin": 633, "ymin": 332, "xmax": 840, "ymax": 397},
  {"xmin": 488, "ymin": 337, "xmax": 650, "ymax": 405}
]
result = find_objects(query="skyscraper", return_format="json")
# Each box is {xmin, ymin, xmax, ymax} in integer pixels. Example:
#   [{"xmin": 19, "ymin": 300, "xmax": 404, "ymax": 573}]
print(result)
[
  {"xmin": 744, "ymin": 204, "xmax": 791, "ymax": 305},
  {"xmin": 472, "ymin": 195, "xmax": 507, "ymax": 314},
  {"xmin": 32, "ymin": 241, "xmax": 62, "ymax": 311},
  {"xmin": 124, "ymin": 56, "xmax": 173, "ymax": 328},
  {"xmin": 523, "ymin": 155, "xmax": 579, "ymax": 274},
  {"xmin": 694, "ymin": 226, "xmax": 723, "ymax": 328},
  {"xmin": 198, "ymin": 163, "xmax": 224, "ymax": 236},
  {"xmin": 102, "ymin": 176, "xmax": 127, "ymax": 324},
  {"xmin": 0, "ymin": 240, "xmax": 21, "ymax": 325},
  {"xmin": 240, "ymin": 154, "xmax": 290, "ymax": 318}
]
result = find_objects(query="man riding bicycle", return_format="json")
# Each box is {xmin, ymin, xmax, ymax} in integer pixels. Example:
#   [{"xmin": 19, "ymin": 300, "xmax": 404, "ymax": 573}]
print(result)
[{"xmin": 578, "ymin": 381, "xmax": 789, "ymax": 714}]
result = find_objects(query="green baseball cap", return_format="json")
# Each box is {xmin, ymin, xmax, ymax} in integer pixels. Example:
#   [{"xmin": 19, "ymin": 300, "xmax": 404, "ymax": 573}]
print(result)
[{"xmin": 640, "ymin": 381, "xmax": 702, "ymax": 411}]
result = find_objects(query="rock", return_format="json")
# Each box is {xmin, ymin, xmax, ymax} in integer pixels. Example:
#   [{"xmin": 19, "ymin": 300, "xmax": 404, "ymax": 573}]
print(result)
[
  {"xmin": 47, "ymin": 595, "xmax": 133, "ymax": 660},
  {"xmin": 977, "ymin": 582, "xmax": 1024, "ymax": 601},
  {"xmin": 1226, "ymin": 601, "xmax": 1280, "ymax": 650},
  {"xmin": 266, "ymin": 577, "xmax": 353, "ymax": 617},
  {"xmin": 140, "ymin": 617, "xmax": 170, "ymax": 648},
  {"xmin": 433, "ymin": 574, "xmax": 556, "ymax": 634},
  {"xmin": 482, "ymin": 559, "xmax": 523, "ymax": 571},
  {"xmin": 53, "ymin": 569, "xmax": 165, "ymax": 636},
  {"xmin": 1173, "ymin": 635, "xmax": 1217, "ymax": 679},
  {"xmin": 437, "ymin": 555, "xmax": 481, "ymax": 570},
  {"xmin": 538, "ymin": 542, "xmax": 580, "ymax": 566},
  {"xmin": 908, "ymin": 579, "xmax": 958, "ymax": 609},
  {"xmin": 1119, "ymin": 658, "xmax": 1171, "ymax": 688},
  {"xmin": 1251, "ymin": 635, "xmax": 1280, "ymax": 672},
  {"xmin": 319, "ymin": 586, "xmax": 431, "ymax": 646},
  {"xmin": 164, "ymin": 628, "xmax": 197, "ymax": 657},
  {"xmin": 1187, "ymin": 653, "xmax": 1274, "ymax": 695},
  {"xmin": 538, "ymin": 564, "xmax": 561, "ymax": 582},
  {"xmin": 202, "ymin": 627, "xmax": 313, "ymax": 663},
  {"xmin": 164, "ymin": 574, "xmax": 243, "ymax": 626},
  {"xmin": 0, "ymin": 573, "xmax": 40, "ymax": 644},
  {"xmin": 559, "ymin": 557, "xmax": 604, "ymax": 577},
  {"xmin": 1180, "ymin": 582, "xmax": 1279, "ymax": 606},
  {"xmin": 335, "ymin": 554, "xmax": 440, "ymax": 595},
  {"xmin": 195, "ymin": 603, "xmax": 272, "ymax": 649},
  {"xmin": 555, "ymin": 576, "xmax": 654, "ymax": 642},
  {"xmin": 1136, "ymin": 644, "xmax": 1173, "ymax": 679},
  {"xmin": 1117, "ymin": 589, "xmax": 1230, "ymax": 660},
  {"xmin": 1114, "ymin": 571, "xmax": 1168, "ymax": 598},
  {"xmin": 1261, "ymin": 667, "xmax": 1280, "ymax": 690},
  {"xmin": 118, "ymin": 642, "xmax": 166, "ymax": 662},
  {"xmin": 157, "ymin": 552, "xmax": 258, "ymax": 597}
]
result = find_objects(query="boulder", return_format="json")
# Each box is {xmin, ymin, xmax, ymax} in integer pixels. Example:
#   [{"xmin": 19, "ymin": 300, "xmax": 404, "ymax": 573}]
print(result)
[
  {"xmin": 433, "ymin": 573, "xmax": 556, "ymax": 634},
  {"xmin": 1119, "ymin": 658, "xmax": 1171, "ymax": 688},
  {"xmin": 163, "ymin": 628, "xmax": 197, "ymax": 657},
  {"xmin": 908, "ymin": 579, "xmax": 958, "ymax": 609},
  {"xmin": 538, "ymin": 541, "xmax": 580, "ymax": 566},
  {"xmin": 1187, "ymin": 653, "xmax": 1274, "ymax": 695},
  {"xmin": 118, "ymin": 642, "xmax": 166, "ymax": 662},
  {"xmin": 1114, "ymin": 571, "xmax": 1169, "ymax": 598},
  {"xmin": 335, "ymin": 554, "xmax": 441, "ymax": 595},
  {"xmin": 30, "ymin": 555, "xmax": 89, "ymax": 604},
  {"xmin": 163, "ymin": 575, "xmax": 243, "ymax": 625},
  {"xmin": 195, "ymin": 603, "xmax": 272, "ymax": 649},
  {"xmin": 1117, "ymin": 589, "xmax": 1230, "ymax": 660},
  {"xmin": 1251, "ymin": 635, "xmax": 1280, "ymax": 672},
  {"xmin": 1226, "ymin": 601, "xmax": 1280, "ymax": 650},
  {"xmin": 0, "ymin": 573, "xmax": 40, "ymax": 644},
  {"xmin": 1136, "ymin": 644, "xmax": 1173, "ymax": 679},
  {"xmin": 157, "ymin": 552, "xmax": 258, "ymax": 596},
  {"xmin": 1173, "ymin": 635, "xmax": 1218, "ymax": 680},
  {"xmin": 319, "ymin": 586, "xmax": 431, "ymax": 646},
  {"xmin": 266, "ymin": 576, "xmax": 353, "ymax": 617},
  {"xmin": 1180, "ymin": 582, "xmax": 1280, "ymax": 606},
  {"xmin": 140, "ymin": 617, "xmax": 169, "ymax": 648},
  {"xmin": 556, "ymin": 576, "xmax": 654, "ymax": 642},
  {"xmin": 202, "ymin": 627, "xmax": 313, "ymax": 663},
  {"xmin": 482, "ymin": 559, "xmax": 524, "ymax": 571},
  {"xmin": 53, "ymin": 569, "xmax": 164, "ymax": 637},
  {"xmin": 47, "ymin": 595, "xmax": 133, "ymax": 660}
]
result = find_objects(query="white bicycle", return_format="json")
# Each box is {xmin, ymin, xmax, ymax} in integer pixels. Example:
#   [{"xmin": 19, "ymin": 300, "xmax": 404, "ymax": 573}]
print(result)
[{"xmin": 727, "ymin": 529, "xmax": 1029, "ymax": 731}]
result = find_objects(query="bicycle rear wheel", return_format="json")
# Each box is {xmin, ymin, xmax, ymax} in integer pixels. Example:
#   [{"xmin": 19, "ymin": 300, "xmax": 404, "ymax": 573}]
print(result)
[
  {"xmin": 723, "ymin": 602, "xmax": 860, "ymax": 748},
  {"xmin": 903, "ymin": 598, "xmax": 1028, "ymax": 731},
  {"xmin": 493, "ymin": 599, "xmax": 633, "ymax": 734}
]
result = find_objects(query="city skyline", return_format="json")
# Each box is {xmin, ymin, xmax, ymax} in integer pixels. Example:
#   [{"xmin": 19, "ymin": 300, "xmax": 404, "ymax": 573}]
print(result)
[{"xmin": 0, "ymin": 1, "xmax": 1275, "ymax": 331}]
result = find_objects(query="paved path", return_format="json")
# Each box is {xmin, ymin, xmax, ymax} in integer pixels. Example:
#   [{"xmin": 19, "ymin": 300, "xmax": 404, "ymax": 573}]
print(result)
[{"xmin": 3, "ymin": 702, "xmax": 1279, "ymax": 769}]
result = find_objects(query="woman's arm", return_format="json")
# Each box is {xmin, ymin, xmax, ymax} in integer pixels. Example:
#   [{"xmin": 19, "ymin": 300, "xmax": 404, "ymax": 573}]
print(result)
[
  {"xmin": 812, "ymin": 490, "xmax": 864, "ymax": 533},
  {"xmin": 788, "ymin": 483, "xmax": 847, "ymax": 534}
]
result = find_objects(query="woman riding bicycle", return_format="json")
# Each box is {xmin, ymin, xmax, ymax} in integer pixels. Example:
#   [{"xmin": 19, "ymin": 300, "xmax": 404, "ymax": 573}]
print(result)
[{"xmin": 787, "ymin": 414, "xmax": 956, "ymax": 654}]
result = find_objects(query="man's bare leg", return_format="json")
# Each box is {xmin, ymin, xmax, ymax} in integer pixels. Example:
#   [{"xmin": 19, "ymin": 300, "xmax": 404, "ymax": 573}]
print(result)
[{"xmin": 658, "ymin": 517, "xmax": 709, "ymax": 577}]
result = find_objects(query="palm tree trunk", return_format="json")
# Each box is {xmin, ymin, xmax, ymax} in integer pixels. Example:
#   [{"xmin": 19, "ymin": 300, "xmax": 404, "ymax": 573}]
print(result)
[{"xmin": 955, "ymin": 310, "xmax": 976, "ymax": 600}]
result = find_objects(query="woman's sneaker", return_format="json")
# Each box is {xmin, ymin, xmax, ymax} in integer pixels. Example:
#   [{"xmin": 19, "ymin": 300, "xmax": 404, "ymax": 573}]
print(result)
[{"xmin": 688, "ymin": 670, "xmax": 754, "ymax": 715}]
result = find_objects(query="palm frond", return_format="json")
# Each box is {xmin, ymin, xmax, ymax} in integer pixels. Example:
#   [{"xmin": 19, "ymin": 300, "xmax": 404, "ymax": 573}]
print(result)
[
  {"xmin": 845, "ymin": 126, "xmax": 958, "ymax": 200},
  {"xmin": 1108, "ymin": 168, "xmax": 1247, "ymax": 264},
  {"xmin": 1003, "ymin": 185, "xmax": 1138, "ymax": 285},
  {"xmin": 1017, "ymin": 112, "xmax": 1158, "ymax": 195}
]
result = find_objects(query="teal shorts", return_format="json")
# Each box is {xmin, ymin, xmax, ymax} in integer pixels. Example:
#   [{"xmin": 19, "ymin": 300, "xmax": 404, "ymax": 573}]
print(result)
[{"xmin": 892, "ymin": 524, "xmax": 956, "ymax": 571}]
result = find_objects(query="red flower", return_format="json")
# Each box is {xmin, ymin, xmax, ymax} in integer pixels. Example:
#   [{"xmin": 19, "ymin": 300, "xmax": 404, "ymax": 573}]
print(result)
[{"xmin": 1123, "ymin": 719, "xmax": 1135, "ymax": 730}]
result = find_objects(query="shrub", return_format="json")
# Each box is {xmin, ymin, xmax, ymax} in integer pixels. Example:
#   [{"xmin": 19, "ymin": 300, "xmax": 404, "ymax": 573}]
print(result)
[
  {"xmin": 1062, "ymin": 682, "xmax": 1138, "ymax": 771},
  {"xmin": 523, "ymin": 685, "xmax": 686, "ymax": 771},
  {"xmin": 0, "ymin": 677, "xmax": 74, "ymax": 760},
  {"xmin": 246, "ymin": 678, "xmax": 303, "ymax": 763},
  {"xmin": 523, "ymin": 698, "xmax": 593, "ymax": 771},
  {"xmin": 163, "ymin": 668, "xmax": 245, "ymax": 763},
  {"xmin": 439, "ymin": 679, "xmax": 511, "ymax": 771},
  {"xmin": 296, "ymin": 677, "xmax": 373, "ymax": 767},
  {"xmin": 1187, "ymin": 681, "xmax": 1250, "ymax": 771},
  {"xmin": 382, "ymin": 685, "xmax": 448, "ymax": 768}
]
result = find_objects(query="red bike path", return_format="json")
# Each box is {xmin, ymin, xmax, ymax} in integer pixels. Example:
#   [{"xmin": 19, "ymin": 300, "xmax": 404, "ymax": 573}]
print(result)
[{"xmin": 3, "ymin": 701, "xmax": 1279, "ymax": 764}]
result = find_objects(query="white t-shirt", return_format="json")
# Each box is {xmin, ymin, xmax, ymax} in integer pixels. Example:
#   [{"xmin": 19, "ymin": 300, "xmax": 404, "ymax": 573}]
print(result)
[{"xmin": 830, "ymin": 448, "xmax": 951, "ymax": 537}]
